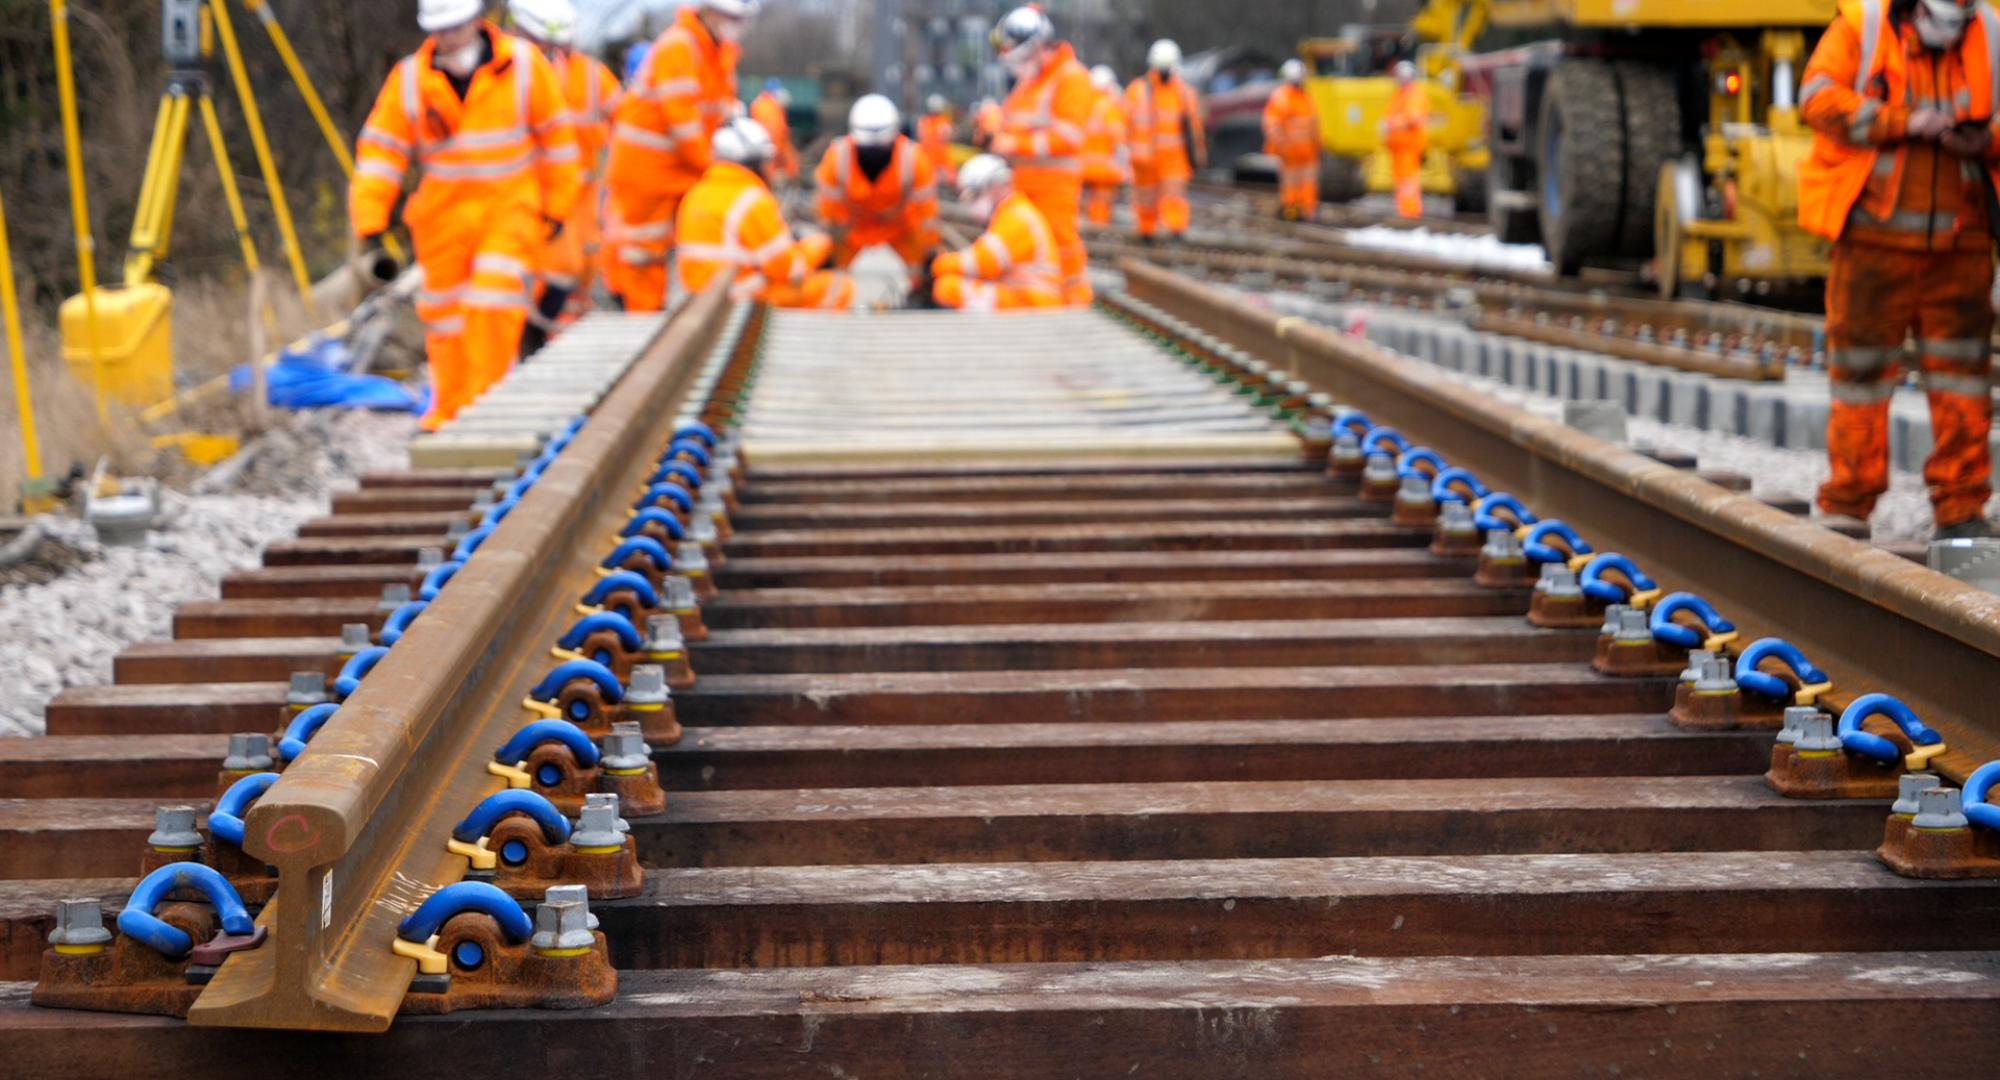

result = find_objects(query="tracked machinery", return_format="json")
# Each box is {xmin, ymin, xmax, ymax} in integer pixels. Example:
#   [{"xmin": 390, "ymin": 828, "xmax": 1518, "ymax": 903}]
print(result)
[{"xmin": 1472, "ymin": 0, "xmax": 1836, "ymax": 297}]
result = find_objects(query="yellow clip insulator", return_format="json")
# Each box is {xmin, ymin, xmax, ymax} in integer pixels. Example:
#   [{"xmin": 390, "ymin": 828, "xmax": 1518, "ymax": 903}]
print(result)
[
  {"xmin": 1793, "ymin": 681, "xmax": 1833, "ymax": 706},
  {"xmin": 1701, "ymin": 630, "xmax": 1740, "ymax": 652},
  {"xmin": 447, "ymin": 835, "xmax": 496, "ymax": 871},
  {"xmin": 1626, "ymin": 588, "xmax": 1662, "ymax": 609},
  {"xmin": 1513, "ymin": 524, "xmax": 1533, "ymax": 541},
  {"xmin": 572, "ymin": 603, "xmax": 604, "ymax": 617},
  {"xmin": 1906, "ymin": 743, "xmax": 1949, "ymax": 771},
  {"xmin": 549, "ymin": 646, "xmax": 586, "ymax": 663},
  {"xmin": 520, "ymin": 697, "xmax": 563, "ymax": 719},
  {"xmin": 593, "ymin": 566, "xmax": 613, "ymax": 578},
  {"xmin": 392, "ymin": 933, "xmax": 449, "ymax": 975},
  {"xmin": 1566, "ymin": 553, "xmax": 1593, "ymax": 572},
  {"xmin": 487, "ymin": 760, "xmax": 532, "ymax": 789}
]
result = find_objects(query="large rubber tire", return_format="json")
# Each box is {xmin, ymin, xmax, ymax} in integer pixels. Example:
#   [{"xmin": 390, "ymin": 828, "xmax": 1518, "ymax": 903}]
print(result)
[
  {"xmin": 1319, "ymin": 156, "xmax": 1367, "ymax": 203},
  {"xmin": 1616, "ymin": 61, "xmax": 1683, "ymax": 257},
  {"xmin": 1535, "ymin": 60, "xmax": 1624, "ymax": 275}
]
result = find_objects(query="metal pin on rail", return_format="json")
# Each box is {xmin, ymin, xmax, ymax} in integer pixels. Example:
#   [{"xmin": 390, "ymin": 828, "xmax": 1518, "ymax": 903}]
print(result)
[
  {"xmin": 394, "ymin": 880, "xmax": 617, "ymax": 1015},
  {"xmin": 1767, "ymin": 694, "xmax": 1942, "ymax": 800},
  {"xmin": 1877, "ymin": 761, "xmax": 2000, "ymax": 879}
]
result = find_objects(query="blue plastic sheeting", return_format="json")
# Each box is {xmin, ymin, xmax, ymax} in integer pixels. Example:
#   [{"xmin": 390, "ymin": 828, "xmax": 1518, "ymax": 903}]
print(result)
[{"xmin": 230, "ymin": 336, "xmax": 425, "ymax": 412}]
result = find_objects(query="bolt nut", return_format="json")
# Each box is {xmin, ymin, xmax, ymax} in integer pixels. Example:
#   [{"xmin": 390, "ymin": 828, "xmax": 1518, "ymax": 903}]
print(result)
[
  {"xmin": 570, "ymin": 793, "xmax": 626, "ymax": 850},
  {"xmin": 286, "ymin": 671, "xmax": 329, "ymax": 708},
  {"xmin": 690, "ymin": 518, "xmax": 719, "ymax": 545},
  {"xmin": 542, "ymin": 883, "xmax": 600, "ymax": 929},
  {"xmin": 1893, "ymin": 772, "xmax": 1941, "ymax": 816},
  {"xmin": 600, "ymin": 723, "xmax": 653, "ymax": 772},
  {"xmin": 675, "ymin": 542, "xmax": 711, "ymax": 575},
  {"xmin": 416, "ymin": 547, "xmax": 446, "ymax": 570},
  {"xmin": 1481, "ymin": 528, "xmax": 1523, "ymax": 560},
  {"xmin": 530, "ymin": 899, "xmax": 597, "ymax": 952},
  {"xmin": 446, "ymin": 519, "xmax": 471, "ymax": 542},
  {"xmin": 583, "ymin": 791, "xmax": 630, "ymax": 832},
  {"xmin": 1913, "ymin": 787, "xmax": 1970, "ymax": 831},
  {"xmin": 1613, "ymin": 606, "xmax": 1653, "ymax": 643},
  {"xmin": 1792, "ymin": 714, "xmax": 1843, "ymax": 753},
  {"xmin": 48, "ymin": 898, "xmax": 113, "ymax": 948},
  {"xmin": 1438, "ymin": 501, "xmax": 1476, "ymax": 533},
  {"xmin": 148, "ymin": 805, "xmax": 204, "ymax": 850},
  {"xmin": 1396, "ymin": 474, "xmax": 1433, "ymax": 503},
  {"xmin": 340, "ymin": 624, "xmax": 373, "ymax": 654},
  {"xmin": 1693, "ymin": 655, "xmax": 1737, "ymax": 694},
  {"xmin": 1361, "ymin": 453, "xmax": 1397, "ymax": 481},
  {"xmin": 665, "ymin": 576, "xmax": 698, "ymax": 611},
  {"xmin": 1677, "ymin": 649, "xmax": 1715, "ymax": 684},
  {"xmin": 626, "ymin": 665, "xmax": 670, "ymax": 708},
  {"xmin": 224, "ymin": 732, "xmax": 275, "ymax": 772},
  {"xmin": 377, "ymin": 583, "xmax": 413, "ymax": 612},
  {"xmin": 644, "ymin": 615, "xmax": 685, "ymax": 655},
  {"xmin": 1777, "ymin": 706, "xmax": 1819, "ymax": 745}
]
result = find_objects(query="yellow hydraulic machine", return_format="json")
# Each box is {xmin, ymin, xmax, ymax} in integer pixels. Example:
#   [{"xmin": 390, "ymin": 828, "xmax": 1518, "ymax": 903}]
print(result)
[
  {"xmin": 56, "ymin": 0, "xmax": 313, "ymax": 407},
  {"xmin": 1297, "ymin": 16, "xmax": 1491, "ymax": 211}
]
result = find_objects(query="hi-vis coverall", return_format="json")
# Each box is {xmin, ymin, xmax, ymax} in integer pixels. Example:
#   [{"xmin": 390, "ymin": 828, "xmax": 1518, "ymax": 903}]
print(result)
[
  {"xmin": 1384, "ymin": 80, "xmax": 1430, "ymax": 219},
  {"xmin": 918, "ymin": 112, "xmax": 956, "ymax": 182},
  {"xmin": 751, "ymin": 91, "xmax": 799, "ymax": 181},
  {"xmin": 995, "ymin": 42, "xmax": 1095, "ymax": 305},
  {"xmin": 1799, "ymin": 0, "xmax": 2000, "ymax": 526},
  {"xmin": 353, "ymin": 24, "xmax": 580, "ymax": 431},
  {"xmin": 1082, "ymin": 85, "xmax": 1130, "ymax": 226},
  {"xmin": 813, "ymin": 135, "xmax": 940, "ymax": 270},
  {"xmin": 544, "ymin": 47, "xmax": 620, "ymax": 322},
  {"xmin": 605, "ymin": 6, "xmax": 739, "ymax": 312},
  {"xmin": 1263, "ymin": 81, "xmax": 1319, "ymax": 218},
  {"xmin": 675, "ymin": 160, "xmax": 855, "ymax": 310},
  {"xmin": 931, "ymin": 191, "xmax": 1064, "ymax": 311},
  {"xmin": 972, "ymin": 100, "xmax": 1003, "ymax": 150},
  {"xmin": 1125, "ymin": 70, "xmax": 1204, "ymax": 238}
]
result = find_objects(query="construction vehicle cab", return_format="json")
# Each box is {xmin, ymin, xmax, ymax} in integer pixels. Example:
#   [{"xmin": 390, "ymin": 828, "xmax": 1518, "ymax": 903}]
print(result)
[
  {"xmin": 1299, "ymin": 25, "xmax": 1490, "ymax": 211},
  {"xmin": 1478, "ymin": 0, "xmax": 1834, "ymax": 296}
]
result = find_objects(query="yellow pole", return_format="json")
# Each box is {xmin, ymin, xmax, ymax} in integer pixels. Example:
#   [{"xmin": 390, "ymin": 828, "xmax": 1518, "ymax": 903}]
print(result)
[
  {"xmin": 207, "ymin": 0, "xmax": 317, "ymax": 317},
  {"xmin": 0, "ymin": 187, "xmax": 45, "ymax": 483},
  {"xmin": 240, "ymin": 0, "xmax": 405, "ymax": 262},
  {"xmin": 50, "ymin": 0, "xmax": 110, "ymax": 427},
  {"xmin": 198, "ymin": 93, "xmax": 277, "ymax": 335}
]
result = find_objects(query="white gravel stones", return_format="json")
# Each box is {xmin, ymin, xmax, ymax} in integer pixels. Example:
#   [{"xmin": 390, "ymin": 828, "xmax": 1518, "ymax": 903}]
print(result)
[
  {"xmin": 1336, "ymin": 225, "xmax": 1552, "ymax": 274},
  {"xmin": 0, "ymin": 409, "xmax": 415, "ymax": 737}
]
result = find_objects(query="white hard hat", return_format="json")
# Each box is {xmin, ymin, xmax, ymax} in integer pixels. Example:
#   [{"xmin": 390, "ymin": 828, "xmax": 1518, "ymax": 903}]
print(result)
[
  {"xmin": 992, "ymin": 6, "xmax": 1054, "ymax": 69},
  {"xmin": 418, "ymin": 0, "xmax": 483, "ymax": 32},
  {"xmin": 1393, "ymin": 59, "xmax": 1417, "ymax": 83},
  {"xmin": 712, "ymin": 116, "xmax": 776, "ymax": 165},
  {"xmin": 957, "ymin": 153, "xmax": 1012, "ymax": 197},
  {"xmin": 1147, "ymin": 39, "xmax": 1182, "ymax": 73},
  {"xmin": 849, "ymin": 93, "xmax": 901, "ymax": 147},
  {"xmin": 699, "ymin": 0, "xmax": 758, "ymax": 16},
  {"xmin": 1090, "ymin": 64, "xmax": 1117, "ymax": 91},
  {"xmin": 507, "ymin": 0, "xmax": 573, "ymax": 44},
  {"xmin": 1279, "ymin": 59, "xmax": 1305, "ymax": 84},
  {"xmin": 926, "ymin": 94, "xmax": 948, "ymax": 114}
]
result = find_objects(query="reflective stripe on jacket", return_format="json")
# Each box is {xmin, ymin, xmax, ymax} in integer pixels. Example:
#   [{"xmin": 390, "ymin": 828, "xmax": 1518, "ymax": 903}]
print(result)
[
  {"xmin": 1083, "ymin": 88, "xmax": 1130, "ymax": 184},
  {"xmin": 933, "ymin": 192, "xmax": 1062, "ymax": 298},
  {"xmin": 1798, "ymin": 0, "xmax": 2000, "ymax": 242},
  {"xmin": 352, "ymin": 23, "xmax": 581, "ymax": 238},
  {"xmin": 676, "ymin": 160, "xmax": 817, "ymax": 301},
  {"xmin": 997, "ymin": 43, "xmax": 1095, "ymax": 195},
  {"xmin": 1124, "ymin": 71, "xmax": 1205, "ymax": 172},
  {"xmin": 813, "ymin": 135, "xmax": 939, "ymax": 243},
  {"xmin": 1262, "ymin": 83, "xmax": 1318, "ymax": 160}
]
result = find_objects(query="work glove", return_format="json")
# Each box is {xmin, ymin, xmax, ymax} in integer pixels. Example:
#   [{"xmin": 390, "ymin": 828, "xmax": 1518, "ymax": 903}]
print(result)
[{"xmin": 1907, "ymin": 108, "xmax": 1954, "ymax": 140}]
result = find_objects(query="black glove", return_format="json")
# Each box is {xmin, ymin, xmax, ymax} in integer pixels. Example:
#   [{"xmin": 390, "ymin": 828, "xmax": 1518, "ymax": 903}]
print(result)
[{"xmin": 543, "ymin": 214, "xmax": 564, "ymax": 241}]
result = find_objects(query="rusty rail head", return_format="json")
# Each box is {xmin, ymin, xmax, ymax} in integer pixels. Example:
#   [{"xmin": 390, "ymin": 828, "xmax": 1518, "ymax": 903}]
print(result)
[
  {"xmin": 186, "ymin": 288, "xmax": 733, "ymax": 1031},
  {"xmin": 1122, "ymin": 259, "xmax": 2000, "ymax": 778}
]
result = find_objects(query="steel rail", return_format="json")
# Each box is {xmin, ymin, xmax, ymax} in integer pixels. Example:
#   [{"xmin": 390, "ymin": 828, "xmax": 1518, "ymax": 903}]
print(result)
[
  {"xmin": 1124, "ymin": 259, "xmax": 2000, "ymax": 781},
  {"xmin": 186, "ymin": 286, "xmax": 733, "ymax": 1031}
]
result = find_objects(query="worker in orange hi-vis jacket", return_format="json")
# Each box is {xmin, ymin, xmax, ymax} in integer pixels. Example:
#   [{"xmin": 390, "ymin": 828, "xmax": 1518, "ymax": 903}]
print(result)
[
  {"xmin": 352, "ymin": 0, "xmax": 581, "ymax": 431},
  {"xmin": 1383, "ymin": 60, "xmax": 1429, "ymax": 219},
  {"xmin": 990, "ymin": 5, "xmax": 1096, "ymax": 305},
  {"xmin": 814, "ymin": 94, "xmax": 941, "ymax": 294},
  {"xmin": 930, "ymin": 154, "xmax": 1064, "ymax": 311},
  {"xmin": 971, "ymin": 97, "xmax": 1004, "ymax": 151},
  {"xmin": 1125, "ymin": 38, "xmax": 1206, "ymax": 242},
  {"xmin": 676, "ymin": 118, "xmax": 855, "ymax": 310},
  {"xmin": 1263, "ymin": 58, "xmax": 1320, "ymax": 221},
  {"xmin": 1081, "ymin": 64, "xmax": 1130, "ymax": 227},
  {"xmin": 603, "ymin": 0, "xmax": 745, "ymax": 312},
  {"xmin": 1797, "ymin": 0, "xmax": 2000, "ymax": 539},
  {"xmin": 750, "ymin": 77, "xmax": 799, "ymax": 182},
  {"xmin": 508, "ymin": 0, "xmax": 616, "ymax": 352},
  {"xmin": 918, "ymin": 95, "xmax": 957, "ymax": 188}
]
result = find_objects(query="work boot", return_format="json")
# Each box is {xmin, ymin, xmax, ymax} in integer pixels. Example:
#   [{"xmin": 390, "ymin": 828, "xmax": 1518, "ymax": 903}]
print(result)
[{"xmin": 1935, "ymin": 518, "xmax": 1995, "ymax": 541}]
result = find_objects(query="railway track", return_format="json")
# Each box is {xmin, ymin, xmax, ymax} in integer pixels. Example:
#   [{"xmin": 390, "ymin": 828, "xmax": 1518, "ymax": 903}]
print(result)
[
  {"xmin": 1188, "ymin": 178, "xmax": 1496, "ymax": 236},
  {"xmin": 4, "ymin": 270, "xmax": 2000, "ymax": 1073}
]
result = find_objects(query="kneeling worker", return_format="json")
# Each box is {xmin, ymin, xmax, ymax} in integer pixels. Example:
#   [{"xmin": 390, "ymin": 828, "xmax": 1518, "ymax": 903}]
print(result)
[
  {"xmin": 676, "ymin": 118, "xmax": 855, "ymax": 309},
  {"xmin": 929, "ymin": 154, "xmax": 1063, "ymax": 311},
  {"xmin": 814, "ymin": 94, "xmax": 941, "ymax": 289}
]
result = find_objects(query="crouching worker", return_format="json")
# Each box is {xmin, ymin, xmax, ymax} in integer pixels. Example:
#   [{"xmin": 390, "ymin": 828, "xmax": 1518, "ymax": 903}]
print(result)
[
  {"xmin": 676, "ymin": 118, "xmax": 855, "ymax": 309},
  {"xmin": 929, "ymin": 154, "xmax": 1062, "ymax": 311}
]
